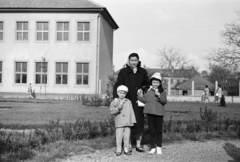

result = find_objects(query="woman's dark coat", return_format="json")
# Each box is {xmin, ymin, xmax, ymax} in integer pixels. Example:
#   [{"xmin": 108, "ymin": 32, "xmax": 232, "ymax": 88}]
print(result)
[{"xmin": 113, "ymin": 65, "xmax": 149, "ymax": 134}]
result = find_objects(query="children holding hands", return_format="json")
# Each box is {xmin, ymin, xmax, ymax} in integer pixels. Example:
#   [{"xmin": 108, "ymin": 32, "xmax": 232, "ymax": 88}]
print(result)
[
  {"xmin": 110, "ymin": 85, "xmax": 136, "ymax": 156},
  {"xmin": 138, "ymin": 72, "xmax": 167, "ymax": 155}
]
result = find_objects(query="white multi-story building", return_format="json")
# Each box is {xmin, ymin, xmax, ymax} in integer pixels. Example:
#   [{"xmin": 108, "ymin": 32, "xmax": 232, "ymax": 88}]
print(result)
[{"xmin": 0, "ymin": 0, "xmax": 118, "ymax": 97}]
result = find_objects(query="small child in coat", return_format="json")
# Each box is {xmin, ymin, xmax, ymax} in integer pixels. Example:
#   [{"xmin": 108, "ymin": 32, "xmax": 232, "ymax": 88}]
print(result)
[
  {"xmin": 110, "ymin": 85, "xmax": 136, "ymax": 156},
  {"xmin": 138, "ymin": 72, "xmax": 167, "ymax": 155}
]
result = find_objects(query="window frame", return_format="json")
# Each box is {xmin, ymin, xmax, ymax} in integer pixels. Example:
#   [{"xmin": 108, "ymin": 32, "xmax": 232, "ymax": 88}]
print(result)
[
  {"xmin": 0, "ymin": 21, "xmax": 4, "ymax": 42},
  {"xmin": 77, "ymin": 22, "xmax": 90, "ymax": 42},
  {"xmin": 56, "ymin": 21, "xmax": 70, "ymax": 42},
  {"xmin": 55, "ymin": 62, "xmax": 68, "ymax": 85},
  {"xmin": 14, "ymin": 62, "xmax": 28, "ymax": 84},
  {"xmin": 35, "ymin": 62, "xmax": 48, "ymax": 85},
  {"xmin": 36, "ymin": 21, "xmax": 49, "ymax": 42},
  {"xmin": 16, "ymin": 21, "xmax": 29, "ymax": 42},
  {"xmin": 76, "ymin": 62, "xmax": 90, "ymax": 85}
]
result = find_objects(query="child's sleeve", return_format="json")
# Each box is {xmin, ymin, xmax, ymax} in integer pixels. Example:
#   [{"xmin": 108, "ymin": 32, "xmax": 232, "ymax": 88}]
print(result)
[
  {"xmin": 110, "ymin": 101, "xmax": 121, "ymax": 115},
  {"xmin": 157, "ymin": 91, "xmax": 167, "ymax": 105}
]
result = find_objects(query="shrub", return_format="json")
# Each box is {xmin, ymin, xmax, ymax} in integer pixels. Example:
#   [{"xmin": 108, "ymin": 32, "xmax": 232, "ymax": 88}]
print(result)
[{"xmin": 200, "ymin": 106, "xmax": 221, "ymax": 132}]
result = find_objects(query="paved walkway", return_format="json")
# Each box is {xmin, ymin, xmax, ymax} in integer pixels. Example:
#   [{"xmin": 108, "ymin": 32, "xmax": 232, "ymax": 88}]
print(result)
[{"xmin": 62, "ymin": 140, "xmax": 240, "ymax": 162}]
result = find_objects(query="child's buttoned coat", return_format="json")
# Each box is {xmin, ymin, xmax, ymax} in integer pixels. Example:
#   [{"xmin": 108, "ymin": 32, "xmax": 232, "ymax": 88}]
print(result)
[
  {"xmin": 110, "ymin": 98, "xmax": 136, "ymax": 128},
  {"xmin": 138, "ymin": 88, "xmax": 167, "ymax": 116}
]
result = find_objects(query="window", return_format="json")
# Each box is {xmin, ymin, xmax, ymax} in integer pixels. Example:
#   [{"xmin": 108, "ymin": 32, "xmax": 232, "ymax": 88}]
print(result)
[
  {"xmin": 35, "ymin": 62, "xmax": 48, "ymax": 84},
  {"xmin": 36, "ymin": 22, "xmax": 49, "ymax": 41},
  {"xmin": 77, "ymin": 22, "xmax": 90, "ymax": 41},
  {"xmin": 56, "ymin": 62, "xmax": 68, "ymax": 84},
  {"xmin": 0, "ymin": 62, "xmax": 2, "ymax": 83},
  {"xmin": 76, "ymin": 63, "xmax": 89, "ymax": 85},
  {"xmin": 57, "ymin": 22, "xmax": 69, "ymax": 41},
  {"xmin": 15, "ymin": 62, "xmax": 27, "ymax": 84},
  {"xmin": 0, "ymin": 22, "xmax": 3, "ymax": 41},
  {"xmin": 16, "ymin": 22, "xmax": 28, "ymax": 41}
]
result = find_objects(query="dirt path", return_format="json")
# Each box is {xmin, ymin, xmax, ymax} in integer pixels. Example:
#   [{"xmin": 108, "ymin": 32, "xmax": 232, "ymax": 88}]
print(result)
[{"xmin": 61, "ymin": 140, "xmax": 240, "ymax": 162}]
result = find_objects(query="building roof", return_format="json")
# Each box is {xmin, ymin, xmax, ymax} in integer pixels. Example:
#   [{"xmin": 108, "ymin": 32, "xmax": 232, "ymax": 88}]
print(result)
[
  {"xmin": 146, "ymin": 68, "xmax": 200, "ymax": 78},
  {"xmin": 0, "ymin": 0, "xmax": 102, "ymax": 8},
  {"xmin": 177, "ymin": 76, "xmax": 215, "ymax": 90},
  {"xmin": 0, "ymin": 0, "xmax": 119, "ymax": 30},
  {"xmin": 114, "ymin": 67, "xmax": 200, "ymax": 78}
]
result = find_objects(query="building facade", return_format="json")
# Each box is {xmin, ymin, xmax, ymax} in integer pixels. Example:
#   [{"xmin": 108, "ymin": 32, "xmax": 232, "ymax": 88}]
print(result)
[{"xmin": 0, "ymin": 0, "xmax": 118, "ymax": 97}]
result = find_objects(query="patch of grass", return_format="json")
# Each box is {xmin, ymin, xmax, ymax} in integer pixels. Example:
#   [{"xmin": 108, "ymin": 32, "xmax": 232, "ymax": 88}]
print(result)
[
  {"xmin": 1, "ymin": 99, "xmax": 240, "ymax": 125},
  {"xmin": 1, "ymin": 98, "xmax": 240, "ymax": 161}
]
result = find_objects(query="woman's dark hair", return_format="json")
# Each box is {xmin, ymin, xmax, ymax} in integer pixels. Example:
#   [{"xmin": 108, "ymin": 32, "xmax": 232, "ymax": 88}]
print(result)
[
  {"xmin": 205, "ymin": 85, "xmax": 208, "ymax": 88},
  {"xmin": 128, "ymin": 53, "xmax": 141, "ymax": 67},
  {"xmin": 128, "ymin": 53, "xmax": 139, "ymax": 60}
]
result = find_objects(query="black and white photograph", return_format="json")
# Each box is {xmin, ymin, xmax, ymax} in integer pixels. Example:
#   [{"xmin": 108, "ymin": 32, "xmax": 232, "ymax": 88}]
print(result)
[{"xmin": 0, "ymin": 0, "xmax": 240, "ymax": 161}]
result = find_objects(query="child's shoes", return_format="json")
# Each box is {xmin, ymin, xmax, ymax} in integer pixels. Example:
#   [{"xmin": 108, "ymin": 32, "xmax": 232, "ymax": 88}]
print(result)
[
  {"xmin": 124, "ymin": 147, "xmax": 131, "ymax": 155},
  {"xmin": 149, "ymin": 148, "xmax": 156, "ymax": 154},
  {"xmin": 156, "ymin": 147, "xmax": 162, "ymax": 155},
  {"xmin": 116, "ymin": 152, "xmax": 122, "ymax": 156}
]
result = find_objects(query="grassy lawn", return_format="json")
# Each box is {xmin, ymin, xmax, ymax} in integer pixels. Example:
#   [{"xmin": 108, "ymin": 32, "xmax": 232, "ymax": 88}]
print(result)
[
  {"xmin": 1, "ymin": 98, "xmax": 240, "ymax": 162},
  {"xmin": 0, "ymin": 98, "xmax": 240, "ymax": 125}
]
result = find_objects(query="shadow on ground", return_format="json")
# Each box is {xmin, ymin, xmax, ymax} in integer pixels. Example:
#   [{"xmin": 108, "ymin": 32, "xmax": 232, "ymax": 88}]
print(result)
[{"xmin": 223, "ymin": 143, "xmax": 240, "ymax": 162}]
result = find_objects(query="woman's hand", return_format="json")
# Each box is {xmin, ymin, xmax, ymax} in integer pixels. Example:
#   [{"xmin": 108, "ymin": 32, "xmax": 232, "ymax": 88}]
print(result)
[{"xmin": 137, "ymin": 89, "xmax": 143, "ymax": 97}]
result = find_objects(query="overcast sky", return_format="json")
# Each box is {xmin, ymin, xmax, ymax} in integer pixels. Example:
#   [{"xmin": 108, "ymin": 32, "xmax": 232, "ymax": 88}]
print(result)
[{"xmin": 94, "ymin": 0, "xmax": 240, "ymax": 72}]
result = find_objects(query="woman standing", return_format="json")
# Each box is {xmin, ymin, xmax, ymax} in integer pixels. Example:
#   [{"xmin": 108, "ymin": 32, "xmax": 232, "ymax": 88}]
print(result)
[{"xmin": 113, "ymin": 53, "xmax": 149, "ymax": 152}]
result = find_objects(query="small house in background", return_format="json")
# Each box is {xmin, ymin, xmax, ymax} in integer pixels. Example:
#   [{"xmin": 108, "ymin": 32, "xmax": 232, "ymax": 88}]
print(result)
[
  {"xmin": 177, "ymin": 76, "xmax": 215, "ymax": 96},
  {"xmin": 114, "ymin": 67, "xmax": 200, "ymax": 95},
  {"xmin": 146, "ymin": 68, "xmax": 200, "ymax": 90}
]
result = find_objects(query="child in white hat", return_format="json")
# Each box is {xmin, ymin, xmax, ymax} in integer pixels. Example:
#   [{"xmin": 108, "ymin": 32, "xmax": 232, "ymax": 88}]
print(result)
[
  {"xmin": 110, "ymin": 85, "xmax": 136, "ymax": 156},
  {"xmin": 137, "ymin": 72, "xmax": 167, "ymax": 155}
]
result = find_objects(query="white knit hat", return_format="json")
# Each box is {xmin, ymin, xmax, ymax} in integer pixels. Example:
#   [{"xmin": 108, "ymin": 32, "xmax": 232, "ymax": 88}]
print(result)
[
  {"xmin": 150, "ymin": 72, "xmax": 162, "ymax": 81},
  {"xmin": 117, "ymin": 85, "xmax": 128, "ymax": 92}
]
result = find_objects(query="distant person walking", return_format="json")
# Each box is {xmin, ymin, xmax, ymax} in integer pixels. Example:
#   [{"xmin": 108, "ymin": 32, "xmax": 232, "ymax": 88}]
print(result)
[
  {"xmin": 27, "ymin": 83, "xmax": 33, "ymax": 98},
  {"xmin": 201, "ymin": 85, "xmax": 210, "ymax": 102},
  {"xmin": 217, "ymin": 85, "xmax": 223, "ymax": 100},
  {"xmin": 204, "ymin": 85, "xmax": 210, "ymax": 102},
  {"xmin": 113, "ymin": 53, "xmax": 149, "ymax": 153}
]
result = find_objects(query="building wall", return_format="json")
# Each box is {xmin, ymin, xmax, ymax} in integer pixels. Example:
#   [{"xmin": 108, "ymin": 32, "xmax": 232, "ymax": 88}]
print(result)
[
  {"xmin": 98, "ymin": 15, "xmax": 114, "ymax": 94},
  {"xmin": 0, "ymin": 13, "xmax": 109, "ymax": 95}
]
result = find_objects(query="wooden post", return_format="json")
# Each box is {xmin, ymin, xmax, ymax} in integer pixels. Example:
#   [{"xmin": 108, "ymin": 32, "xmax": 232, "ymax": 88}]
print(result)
[
  {"xmin": 239, "ymin": 81, "xmax": 240, "ymax": 97},
  {"xmin": 168, "ymin": 78, "xmax": 171, "ymax": 96},
  {"xmin": 215, "ymin": 81, "xmax": 218, "ymax": 91},
  {"xmin": 192, "ymin": 81, "xmax": 194, "ymax": 96}
]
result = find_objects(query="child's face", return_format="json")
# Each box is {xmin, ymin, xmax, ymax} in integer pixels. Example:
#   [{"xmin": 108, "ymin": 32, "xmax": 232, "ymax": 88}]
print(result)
[
  {"xmin": 152, "ymin": 80, "xmax": 160, "ymax": 89},
  {"xmin": 129, "ymin": 57, "xmax": 139, "ymax": 68},
  {"xmin": 117, "ymin": 90, "xmax": 127, "ymax": 99}
]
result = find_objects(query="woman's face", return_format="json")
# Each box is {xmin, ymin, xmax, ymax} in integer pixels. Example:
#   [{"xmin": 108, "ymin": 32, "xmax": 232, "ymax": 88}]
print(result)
[{"xmin": 129, "ymin": 56, "xmax": 139, "ymax": 68}]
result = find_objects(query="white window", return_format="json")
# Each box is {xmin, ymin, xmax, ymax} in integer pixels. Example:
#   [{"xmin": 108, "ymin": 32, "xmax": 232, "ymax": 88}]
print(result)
[
  {"xmin": 57, "ymin": 22, "xmax": 69, "ymax": 41},
  {"xmin": 76, "ymin": 63, "xmax": 89, "ymax": 85},
  {"xmin": 0, "ymin": 22, "xmax": 3, "ymax": 41},
  {"xmin": 15, "ymin": 62, "xmax": 27, "ymax": 84},
  {"xmin": 77, "ymin": 22, "xmax": 90, "ymax": 41},
  {"xmin": 16, "ymin": 22, "xmax": 28, "ymax": 41},
  {"xmin": 56, "ymin": 62, "xmax": 68, "ymax": 84},
  {"xmin": 0, "ymin": 61, "xmax": 2, "ymax": 83},
  {"xmin": 37, "ymin": 22, "xmax": 49, "ymax": 41},
  {"xmin": 35, "ymin": 62, "xmax": 48, "ymax": 84}
]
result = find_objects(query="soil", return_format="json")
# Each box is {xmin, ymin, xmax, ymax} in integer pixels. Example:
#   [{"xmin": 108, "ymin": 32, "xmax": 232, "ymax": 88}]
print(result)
[{"xmin": 60, "ymin": 139, "xmax": 240, "ymax": 162}]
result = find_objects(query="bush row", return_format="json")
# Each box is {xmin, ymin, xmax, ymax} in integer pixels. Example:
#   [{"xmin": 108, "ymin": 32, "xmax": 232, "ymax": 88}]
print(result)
[{"xmin": 0, "ymin": 107, "xmax": 240, "ymax": 159}]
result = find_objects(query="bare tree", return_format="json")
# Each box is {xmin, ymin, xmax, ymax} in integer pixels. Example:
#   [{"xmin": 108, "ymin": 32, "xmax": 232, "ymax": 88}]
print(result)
[
  {"xmin": 156, "ymin": 46, "xmax": 192, "ymax": 70},
  {"xmin": 40, "ymin": 50, "xmax": 49, "ymax": 99},
  {"xmin": 207, "ymin": 11, "xmax": 240, "ymax": 71}
]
